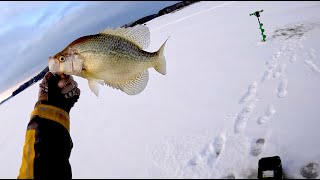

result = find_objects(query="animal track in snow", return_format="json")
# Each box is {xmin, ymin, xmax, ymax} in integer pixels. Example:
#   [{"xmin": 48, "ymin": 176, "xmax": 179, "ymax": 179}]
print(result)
[
  {"xmin": 277, "ymin": 78, "xmax": 288, "ymax": 98},
  {"xmin": 239, "ymin": 81, "xmax": 258, "ymax": 104},
  {"xmin": 257, "ymin": 105, "xmax": 276, "ymax": 125},
  {"xmin": 234, "ymin": 102, "xmax": 256, "ymax": 133}
]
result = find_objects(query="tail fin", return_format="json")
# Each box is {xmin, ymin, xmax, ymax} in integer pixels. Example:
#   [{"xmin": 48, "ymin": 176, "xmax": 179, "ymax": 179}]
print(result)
[{"xmin": 154, "ymin": 37, "xmax": 169, "ymax": 75}]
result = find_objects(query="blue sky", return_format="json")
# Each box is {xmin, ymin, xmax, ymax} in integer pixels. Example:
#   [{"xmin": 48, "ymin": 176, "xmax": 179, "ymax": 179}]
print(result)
[{"xmin": 0, "ymin": 1, "xmax": 179, "ymax": 94}]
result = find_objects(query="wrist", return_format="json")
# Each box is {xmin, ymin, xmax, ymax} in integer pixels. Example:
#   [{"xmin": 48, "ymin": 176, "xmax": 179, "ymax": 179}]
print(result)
[
  {"xmin": 31, "ymin": 104, "xmax": 70, "ymax": 132},
  {"xmin": 35, "ymin": 100, "xmax": 48, "ymax": 109},
  {"xmin": 35, "ymin": 100, "xmax": 71, "ymax": 114}
]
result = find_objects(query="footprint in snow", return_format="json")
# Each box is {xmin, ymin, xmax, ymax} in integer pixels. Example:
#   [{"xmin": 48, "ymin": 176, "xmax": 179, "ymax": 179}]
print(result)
[
  {"xmin": 273, "ymin": 63, "xmax": 286, "ymax": 78},
  {"xmin": 261, "ymin": 68, "xmax": 273, "ymax": 82},
  {"xmin": 306, "ymin": 48, "xmax": 316, "ymax": 59},
  {"xmin": 206, "ymin": 134, "xmax": 227, "ymax": 167},
  {"xmin": 265, "ymin": 59, "xmax": 279, "ymax": 69},
  {"xmin": 277, "ymin": 78, "xmax": 288, "ymax": 98},
  {"xmin": 223, "ymin": 173, "xmax": 236, "ymax": 179},
  {"xmin": 189, "ymin": 142, "xmax": 216, "ymax": 167},
  {"xmin": 273, "ymin": 51, "xmax": 283, "ymax": 60},
  {"xmin": 304, "ymin": 48, "xmax": 319, "ymax": 73},
  {"xmin": 300, "ymin": 162, "xmax": 319, "ymax": 179},
  {"xmin": 239, "ymin": 81, "xmax": 258, "ymax": 104},
  {"xmin": 214, "ymin": 134, "xmax": 226, "ymax": 156},
  {"xmin": 304, "ymin": 60, "xmax": 320, "ymax": 73},
  {"xmin": 280, "ymin": 45, "xmax": 287, "ymax": 51},
  {"xmin": 234, "ymin": 102, "xmax": 256, "ymax": 133},
  {"xmin": 250, "ymin": 138, "xmax": 265, "ymax": 157},
  {"xmin": 289, "ymin": 55, "xmax": 297, "ymax": 63},
  {"xmin": 188, "ymin": 153, "xmax": 203, "ymax": 166},
  {"xmin": 257, "ymin": 105, "xmax": 276, "ymax": 125},
  {"xmin": 188, "ymin": 133, "xmax": 226, "ymax": 168}
]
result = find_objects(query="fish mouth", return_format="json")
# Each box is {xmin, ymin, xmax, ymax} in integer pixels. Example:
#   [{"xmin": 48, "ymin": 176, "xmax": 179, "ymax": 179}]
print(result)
[{"xmin": 48, "ymin": 57, "xmax": 60, "ymax": 73}]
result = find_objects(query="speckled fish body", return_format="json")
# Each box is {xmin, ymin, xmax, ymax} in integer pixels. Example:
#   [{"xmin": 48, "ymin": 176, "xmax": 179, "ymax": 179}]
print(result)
[{"xmin": 48, "ymin": 25, "xmax": 167, "ymax": 96}]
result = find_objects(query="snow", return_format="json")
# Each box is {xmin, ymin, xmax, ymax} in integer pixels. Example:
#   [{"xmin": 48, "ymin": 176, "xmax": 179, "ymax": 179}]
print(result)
[{"xmin": 1, "ymin": 1, "xmax": 320, "ymax": 178}]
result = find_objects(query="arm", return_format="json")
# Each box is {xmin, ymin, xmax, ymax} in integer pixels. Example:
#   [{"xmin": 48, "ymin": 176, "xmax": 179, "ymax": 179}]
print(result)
[{"xmin": 18, "ymin": 72, "xmax": 80, "ymax": 179}]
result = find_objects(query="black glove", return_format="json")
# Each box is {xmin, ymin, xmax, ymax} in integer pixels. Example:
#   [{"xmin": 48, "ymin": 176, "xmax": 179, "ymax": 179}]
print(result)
[{"xmin": 37, "ymin": 72, "xmax": 80, "ymax": 113}]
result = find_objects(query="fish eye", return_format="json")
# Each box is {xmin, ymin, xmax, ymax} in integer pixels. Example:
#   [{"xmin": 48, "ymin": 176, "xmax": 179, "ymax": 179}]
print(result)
[{"xmin": 59, "ymin": 56, "xmax": 66, "ymax": 62}]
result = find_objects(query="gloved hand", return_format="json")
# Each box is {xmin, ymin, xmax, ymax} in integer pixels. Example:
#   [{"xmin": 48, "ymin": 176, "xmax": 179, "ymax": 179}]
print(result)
[{"xmin": 37, "ymin": 72, "xmax": 80, "ymax": 113}]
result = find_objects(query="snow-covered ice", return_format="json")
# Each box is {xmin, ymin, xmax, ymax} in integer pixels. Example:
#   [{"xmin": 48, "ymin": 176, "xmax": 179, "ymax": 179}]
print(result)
[{"xmin": 1, "ymin": 1, "xmax": 320, "ymax": 179}]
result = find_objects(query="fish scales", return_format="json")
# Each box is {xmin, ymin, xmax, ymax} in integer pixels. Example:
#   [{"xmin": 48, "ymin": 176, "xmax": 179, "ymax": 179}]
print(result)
[{"xmin": 48, "ymin": 24, "xmax": 167, "ymax": 96}]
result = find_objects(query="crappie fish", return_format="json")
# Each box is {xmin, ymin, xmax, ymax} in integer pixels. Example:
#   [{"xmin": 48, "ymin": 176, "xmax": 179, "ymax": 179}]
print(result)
[{"xmin": 48, "ymin": 25, "xmax": 167, "ymax": 96}]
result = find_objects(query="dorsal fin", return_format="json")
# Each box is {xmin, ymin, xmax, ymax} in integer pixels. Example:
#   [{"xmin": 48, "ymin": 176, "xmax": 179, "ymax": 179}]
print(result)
[{"xmin": 100, "ymin": 25, "xmax": 150, "ymax": 49}]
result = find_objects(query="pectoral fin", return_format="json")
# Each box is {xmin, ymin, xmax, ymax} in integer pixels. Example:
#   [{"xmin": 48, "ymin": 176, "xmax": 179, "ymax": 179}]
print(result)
[{"xmin": 88, "ymin": 79, "xmax": 104, "ymax": 97}]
